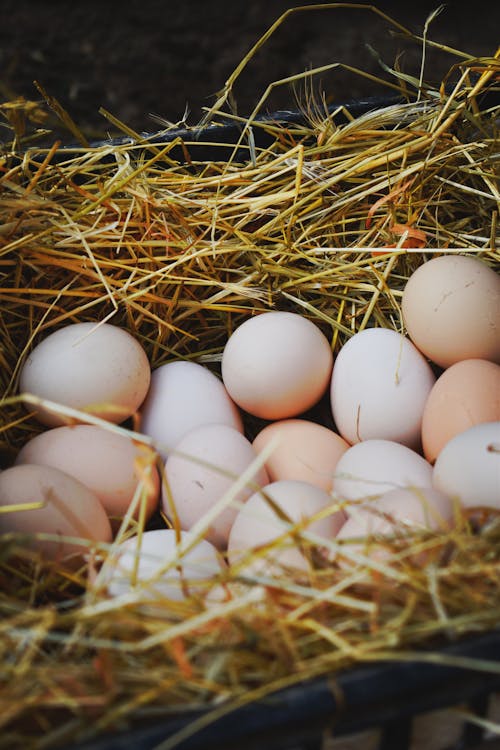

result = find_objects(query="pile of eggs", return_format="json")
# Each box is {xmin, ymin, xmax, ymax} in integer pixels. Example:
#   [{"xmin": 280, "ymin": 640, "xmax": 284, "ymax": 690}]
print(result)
[{"xmin": 0, "ymin": 254, "xmax": 499, "ymax": 600}]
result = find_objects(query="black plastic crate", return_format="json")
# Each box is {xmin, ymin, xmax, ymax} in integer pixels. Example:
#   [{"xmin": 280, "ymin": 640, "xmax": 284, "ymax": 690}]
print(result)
[{"xmin": 68, "ymin": 630, "xmax": 500, "ymax": 750}]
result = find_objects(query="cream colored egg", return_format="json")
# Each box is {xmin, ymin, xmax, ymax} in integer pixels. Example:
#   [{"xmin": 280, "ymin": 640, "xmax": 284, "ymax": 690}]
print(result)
[
  {"xmin": 0, "ymin": 464, "xmax": 112, "ymax": 562},
  {"xmin": 19, "ymin": 322, "xmax": 151, "ymax": 426},
  {"xmin": 15, "ymin": 425, "xmax": 159, "ymax": 522},
  {"xmin": 102, "ymin": 529, "xmax": 222, "ymax": 601},
  {"xmin": 330, "ymin": 327, "xmax": 435, "ymax": 449},
  {"xmin": 433, "ymin": 421, "xmax": 500, "ymax": 509},
  {"xmin": 140, "ymin": 360, "xmax": 243, "ymax": 460},
  {"xmin": 340, "ymin": 486, "xmax": 454, "ymax": 534},
  {"xmin": 333, "ymin": 439, "xmax": 433, "ymax": 506},
  {"xmin": 221, "ymin": 311, "xmax": 333, "ymax": 420},
  {"xmin": 402, "ymin": 254, "xmax": 500, "ymax": 368},
  {"xmin": 252, "ymin": 418, "xmax": 349, "ymax": 492},
  {"xmin": 334, "ymin": 487, "xmax": 454, "ymax": 566},
  {"xmin": 163, "ymin": 424, "xmax": 269, "ymax": 548},
  {"xmin": 227, "ymin": 479, "xmax": 345, "ymax": 574}
]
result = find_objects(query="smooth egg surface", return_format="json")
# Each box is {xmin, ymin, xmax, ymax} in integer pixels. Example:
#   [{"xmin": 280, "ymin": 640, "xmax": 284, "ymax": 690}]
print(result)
[
  {"xmin": 252, "ymin": 418, "xmax": 349, "ymax": 491},
  {"xmin": 334, "ymin": 487, "xmax": 454, "ymax": 566},
  {"xmin": 19, "ymin": 322, "xmax": 151, "ymax": 426},
  {"xmin": 227, "ymin": 479, "xmax": 345, "ymax": 574},
  {"xmin": 330, "ymin": 327, "xmax": 435, "ymax": 448},
  {"xmin": 0, "ymin": 463, "xmax": 112, "ymax": 561},
  {"xmin": 102, "ymin": 529, "xmax": 222, "ymax": 601},
  {"xmin": 140, "ymin": 360, "xmax": 243, "ymax": 460},
  {"xmin": 421, "ymin": 359, "xmax": 500, "ymax": 463},
  {"xmin": 333, "ymin": 439, "xmax": 433, "ymax": 506},
  {"xmin": 402, "ymin": 255, "xmax": 500, "ymax": 368},
  {"xmin": 163, "ymin": 424, "xmax": 269, "ymax": 548},
  {"xmin": 221, "ymin": 311, "xmax": 333, "ymax": 420},
  {"xmin": 433, "ymin": 421, "xmax": 500, "ymax": 509},
  {"xmin": 15, "ymin": 425, "xmax": 159, "ymax": 522}
]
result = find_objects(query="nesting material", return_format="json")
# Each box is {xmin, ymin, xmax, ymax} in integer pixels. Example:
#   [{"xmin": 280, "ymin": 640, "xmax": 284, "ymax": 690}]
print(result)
[{"xmin": 0, "ymin": 11, "xmax": 499, "ymax": 750}]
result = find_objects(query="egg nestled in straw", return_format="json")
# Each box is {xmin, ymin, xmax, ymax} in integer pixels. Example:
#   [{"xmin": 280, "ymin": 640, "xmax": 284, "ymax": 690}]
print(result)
[
  {"xmin": 163, "ymin": 423, "xmax": 269, "ymax": 548},
  {"xmin": 19, "ymin": 322, "xmax": 151, "ymax": 426},
  {"xmin": 101, "ymin": 529, "xmax": 223, "ymax": 602},
  {"xmin": 227, "ymin": 479, "xmax": 345, "ymax": 575},
  {"xmin": 15, "ymin": 425, "xmax": 160, "ymax": 523},
  {"xmin": 221, "ymin": 311, "xmax": 333, "ymax": 420},
  {"xmin": 402, "ymin": 254, "xmax": 500, "ymax": 368},
  {"xmin": 0, "ymin": 464, "xmax": 112, "ymax": 564},
  {"xmin": 140, "ymin": 360, "xmax": 243, "ymax": 460},
  {"xmin": 330, "ymin": 327, "xmax": 435, "ymax": 449}
]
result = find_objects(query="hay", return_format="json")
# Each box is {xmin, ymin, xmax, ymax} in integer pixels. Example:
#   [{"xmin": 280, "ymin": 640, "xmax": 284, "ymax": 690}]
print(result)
[{"xmin": 0, "ymin": 5, "xmax": 499, "ymax": 748}]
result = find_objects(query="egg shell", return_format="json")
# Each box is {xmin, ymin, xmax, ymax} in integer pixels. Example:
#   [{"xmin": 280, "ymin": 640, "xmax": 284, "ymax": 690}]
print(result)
[
  {"xmin": 102, "ymin": 529, "xmax": 222, "ymax": 601},
  {"xmin": 338, "ymin": 486, "xmax": 455, "ymax": 535},
  {"xmin": 252, "ymin": 418, "xmax": 349, "ymax": 492},
  {"xmin": 433, "ymin": 421, "xmax": 500, "ymax": 509},
  {"xmin": 334, "ymin": 487, "xmax": 454, "ymax": 566},
  {"xmin": 15, "ymin": 425, "xmax": 159, "ymax": 522},
  {"xmin": 401, "ymin": 255, "xmax": 500, "ymax": 368},
  {"xmin": 421, "ymin": 359, "xmax": 500, "ymax": 463},
  {"xmin": 0, "ymin": 463, "xmax": 112, "ymax": 562},
  {"xmin": 227, "ymin": 479, "xmax": 345, "ymax": 574},
  {"xmin": 333, "ymin": 439, "xmax": 433, "ymax": 505},
  {"xmin": 221, "ymin": 311, "xmax": 333, "ymax": 420},
  {"xmin": 140, "ymin": 360, "xmax": 243, "ymax": 460},
  {"xmin": 330, "ymin": 327, "xmax": 436, "ymax": 448},
  {"xmin": 163, "ymin": 424, "xmax": 269, "ymax": 548},
  {"xmin": 19, "ymin": 322, "xmax": 151, "ymax": 426}
]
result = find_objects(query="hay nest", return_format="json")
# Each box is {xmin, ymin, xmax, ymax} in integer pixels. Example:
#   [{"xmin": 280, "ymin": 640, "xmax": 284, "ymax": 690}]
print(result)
[{"xmin": 0, "ymin": 6, "xmax": 499, "ymax": 749}]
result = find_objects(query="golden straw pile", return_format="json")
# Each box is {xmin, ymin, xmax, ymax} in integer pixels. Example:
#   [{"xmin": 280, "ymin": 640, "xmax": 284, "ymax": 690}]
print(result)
[{"xmin": 1, "ymin": 7, "xmax": 499, "ymax": 749}]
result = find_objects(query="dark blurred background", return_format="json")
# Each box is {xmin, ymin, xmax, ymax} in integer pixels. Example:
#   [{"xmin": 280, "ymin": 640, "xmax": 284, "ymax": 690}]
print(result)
[{"xmin": 0, "ymin": 0, "xmax": 498, "ymax": 140}]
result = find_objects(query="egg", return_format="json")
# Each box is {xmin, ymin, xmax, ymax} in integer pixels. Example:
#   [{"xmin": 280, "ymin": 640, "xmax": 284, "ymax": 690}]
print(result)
[
  {"xmin": 334, "ymin": 487, "xmax": 454, "ymax": 565},
  {"xmin": 330, "ymin": 327, "xmax": 435, "ymax": 449},
  {"xmin": 433, "ymin": 421, "xmax": 500, "ymax": 509},
  {"xmin": 333, "ymin": 439, "xmax": 433, "ymax": 507},
  {"xmin": 252, "ymin": 418, "xmax": 349, "ymax": 492},
  {"xmin": 140, "ymin": 360, "xmax": 243, "ymax": 460},
  {"xmin": 221, "ymin": 311, "xmax": 333, "ymax": 420},
  {"xmin": 19, "ymin": 322, "xmax": 151, "ymax": 426},
  {"xmin": 0, "ymin": 464, "xmax": 112, "ymax": 562},
  {"xmin": 402, "ymin": 254, "xmax": 500, "ymax": 368},
  {"xmin": 15, "ymin": 425, "xmax": 159, "ymax": 522},
  {"xmin": 101, "ymin": 529, "xmax": 222, "ymax": 601},
  {"xmin": 163, "ymin": 424, "xmax": 269, "ymax": 548},
  {"xmin": 227, "ymin": 479, "xmax": 345, "ymax": 574},
  {"xmin": 421, "ymin": 359, "xmax": 500, "ymax": 463},
  {"xmin": 338, "ymin": 486, "xmax": 454, "ymax": 536}
]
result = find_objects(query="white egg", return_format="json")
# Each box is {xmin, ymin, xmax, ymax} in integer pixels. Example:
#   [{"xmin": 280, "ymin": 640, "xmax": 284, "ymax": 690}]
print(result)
[
  {"xmin": 102, "ymin": 528, "xmax": 222, "ymax": 601},
  {"xmin": 221, "ymin": 311, "xmax": 333, "ymax": 420},
  {"xmin": 334, "ymin": 486, "xmax": 454, "ymax": 568},
  {"xmin": 433, "ymin": 421, "xmax": 500, "ymax": 509},
  {"xmin": 140, "ymin": 360, "xmax": 243, "ymax": 459},
  {"xmin": 163, "ymin": 424, "xmax": 269, "ymax": 548},
  {"xmin": 19, "ymin": 322, "xmax": 150, "ymax": 426},
  {"xmin": 227, "ymin": 479, "xmax": 345, "ymax": 574},
  {"xmin": 330, "ymin": 327, "xmax": 435, "ymax": 449},
  {"xmin": 333, "ymin": 439, "xmax": 433, "ymax": 507}
]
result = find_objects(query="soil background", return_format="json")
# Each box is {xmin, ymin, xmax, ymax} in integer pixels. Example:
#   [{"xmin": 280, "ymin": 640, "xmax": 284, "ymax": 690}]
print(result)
[{"xmin": 0, "ymin": 0, "xmax": 499, "ymax": 141}]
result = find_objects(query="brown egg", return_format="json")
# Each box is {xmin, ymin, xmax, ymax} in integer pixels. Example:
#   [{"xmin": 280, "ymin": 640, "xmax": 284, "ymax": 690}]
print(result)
[
  {"xmin": 0, "ymin": 464, "xmax": 112, "ymax": 563},
  {"xmin": 252, "ymin": 418, "xmax": 349, "ymax": 492},
  {"xmin": 422, "ymin": 359, "xmax": 500, "ymax": 463},
  {"xmin": 402, "ymin": 255, "xmax": 500, "ymax": 368},
  {"xmin": 15, "ymin": 425, "xmax": 160, "ymax": 522}
]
